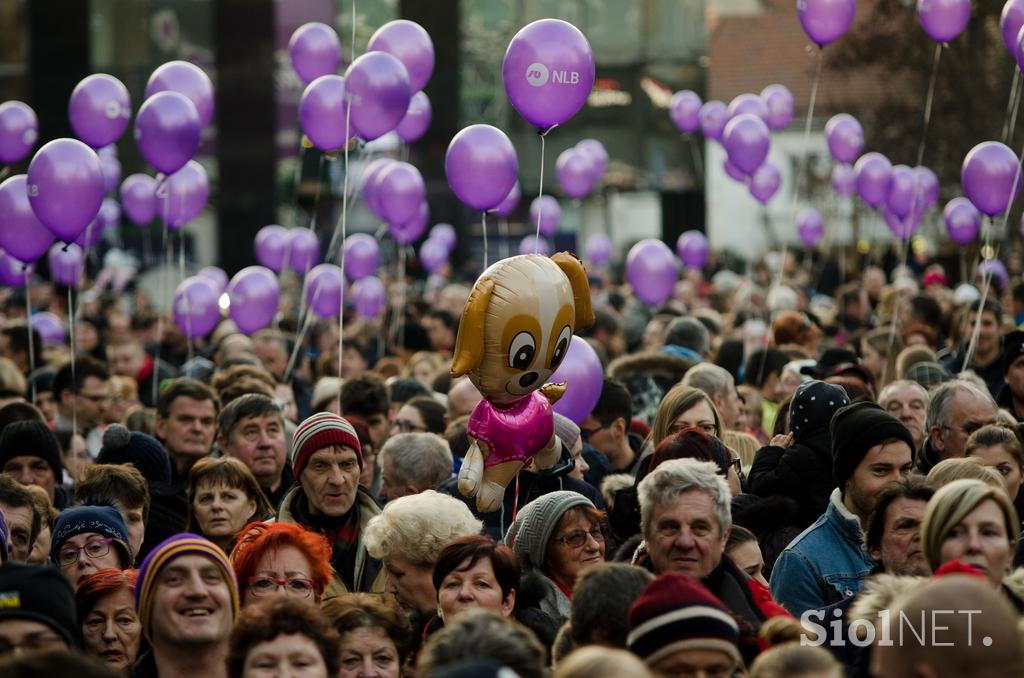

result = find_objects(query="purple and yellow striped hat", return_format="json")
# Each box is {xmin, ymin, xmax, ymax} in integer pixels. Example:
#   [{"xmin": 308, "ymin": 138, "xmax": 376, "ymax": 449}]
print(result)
[{"xmin": 134, "ymin": 533, "xmax": 238, "ymax": 639}]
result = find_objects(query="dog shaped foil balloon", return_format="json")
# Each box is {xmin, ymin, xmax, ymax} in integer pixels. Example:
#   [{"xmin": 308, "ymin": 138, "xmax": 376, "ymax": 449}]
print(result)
[{"xmin": 451, "ymin": 252, "xmax": 594, "ymax": 511}]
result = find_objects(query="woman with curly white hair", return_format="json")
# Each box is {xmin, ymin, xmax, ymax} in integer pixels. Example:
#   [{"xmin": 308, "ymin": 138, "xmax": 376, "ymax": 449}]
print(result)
[{"xmin": 364, "ymin": 490, "xmax": 482, "ymax": 624}]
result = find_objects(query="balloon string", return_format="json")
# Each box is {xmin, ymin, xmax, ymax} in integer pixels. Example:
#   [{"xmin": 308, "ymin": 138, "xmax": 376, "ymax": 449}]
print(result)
[
  {"xmin": 916, "ymin": 43, "xmax": 942, "ymax": 168},
  {"xmin": 24, "ymin": 267, "xmax": 35, "ymax": 401},
  {"xmin": 688, "ymin": 136, "xmax": 704, "ymax": 184},
  {"xmin": 481, "ymin": 211, "xmax": 489, "ymax": 269},
  {"xmin": 68, "ymin": 287, "xmax": 77, "ymax": 442},
  {"xmin": 284, "ymin": 307, "xmax": 317, "ymax": 384},
  {"xmin": 154, "ymin": 226, "xmax": 169, "ymax": 406},
  {"xmin": 534, "ymin": 131, "xmax": 548, "ymax": 247},
  {"xmin": 180, "ymin": 232, "xmax": 195, "ymax": 364},
  {"xmin": 500, "ymin": 217, "xmax": 509, "ymax": 261},
  {"xmin": 962, "ymin": 223, "xmax": 995, "ymax": 376},
  {"xmin": 1003, "ymin": 69, "xmax": 1021, "ymax": 144},
  {"xmin": 394, "ymin": 246, "xmax": 406, "ymax": 350}
]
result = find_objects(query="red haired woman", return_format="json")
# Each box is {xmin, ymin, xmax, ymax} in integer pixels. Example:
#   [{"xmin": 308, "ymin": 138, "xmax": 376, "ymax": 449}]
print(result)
[
  {"xmin": 231, "ymin": 521, "xmax": 334, "ymax": 607},
  {"xmin": 75, "ymin": 568, "xmax": 142, "ymax": 674}
]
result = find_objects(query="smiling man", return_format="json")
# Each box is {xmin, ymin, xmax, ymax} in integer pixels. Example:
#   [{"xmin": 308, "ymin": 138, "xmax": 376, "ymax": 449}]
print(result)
[
  {"xmin": 133, "ymin": 534, "xmax": 239, "ymax": 678},
  {"xmin": 217, "ymin": 394, "xmax": 291, "ymax": 508},
  {"xmin": 276, "ymin": 413, "xmax": 384, "ymax": 598},
  {"xmin": 770, "ymin": 401, "xmax": 916, "ymax": 617}
]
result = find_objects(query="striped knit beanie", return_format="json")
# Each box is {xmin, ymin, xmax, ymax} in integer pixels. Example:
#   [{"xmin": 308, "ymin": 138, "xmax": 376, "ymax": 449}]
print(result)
[
  {"xmin": 627, "ymin": 573, "xmax": 741, "ymax": 666},
  {"xmin": 135, "ymin": 533, "xmax": 238, "ymax": 640},
  {"xmin": 290, "ymin": 412, "xmax": 363, "ymax": 477}
]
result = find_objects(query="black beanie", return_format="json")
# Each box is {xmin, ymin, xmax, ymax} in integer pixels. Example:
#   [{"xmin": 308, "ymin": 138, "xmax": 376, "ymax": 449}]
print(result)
[
  {"xmin": 0, "ymin": 420, "xmax": 63, "ymax": 484},
  {"xmin": 97, "ymin": 424, "xmax": 172, "ymax": 485},
  {"xmin": 830, "ymin": 400, "xmax": 915, "ymax": 492},
  {"xmin": 1004, "ymin": 330, "xmax": 1024, "ymax": 375},
  {"xmin": 0, "ymin": 562, "xmax": 79, "ymax": 648}
]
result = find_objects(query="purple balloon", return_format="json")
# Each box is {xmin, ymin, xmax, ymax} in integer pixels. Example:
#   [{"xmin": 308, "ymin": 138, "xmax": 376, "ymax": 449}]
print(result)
[
  {"xmin": 27, "ymin": 138, "xmax": 104, "ymax": 243},
  {"xmin": 723, "ymin": 114, "xmax": 770, "ymax": 174},
  {"xmin": 173, "ymin": 276, "xmax": 221, "ymax": 338},
  {"xmin": 299, "ymin": 75, "xmax": 355, "ymax": 152},
  {"xmin": 796, "ymin": 208, "xmax": 824, "ymax": 247},
  {"xmin": 576, "ymin": 139, "xmax": 608, "ymax": 179},
  {"xmin": 519, "ymin": 235, "xmax": 551, "ymax": 257},
  {"xmin": 825, "ymin": 114, "xmax": 864, "ymax": 163},
  {"xmin": 305, "ymin": 264, "xmax": 345, "ymax": 318},
  {"xmin": 198, "ymin": 266, "xmax": 228, "ymax": 295},
  {"xmin": 943, "ymin": 197, "xmax": 981, "ymax": 245},
  {"xmin": 676, "ymin": 230, "xmax": 709, "ymax": 268},
  {"xmin": 0, "ymin": 250, "xmax": 30, "ymax": 286},
  {"xmin": 227, "ymin": 266, "xmax": 280, "ymax": 333},
  {"xmin": 530, "ymin": 196, "xmax": 562, "ymax": 237},
  {"xmin": 420, "ymin": 237, "xmax": 449, "ymax": 274},
  {"xmin": 556, "ymin": 147, "xmax": 596, "ymax": 199},
  {"xmin": 146, "ymin": 61, "xmax": 215, "ymax": 128},
  {"xmin": 832, "ymin": 163, "xmax": 857, "ymax": 196},
  {"xmin": 74, "ymin": 219, "xmax": 103, "ymax": 249},
  {"xmin": 445, "ymin": 124, "xmax": 519, "ymax": 211},
  {"xmin": 915, "ymin": 166, "xmax": 940, "ymax": 208},
  {"xmin": 101, "ymin": 153, "xmax": 121, "ymax": 195},
  {"xmin": 343, "ymin": 234, "xmax": 379, "ymax": 280},
  {"xmin": 979, "ymin": 259, "xmax": 1009, "ymax": 291},
  {"xmin": 670, "ymin": 90, "xmax": 702, "ymax": 134},
  {"xmin": 750, "ymin": 163, "xmax": 781, "ymax": 204},
  {"xmin": 760, "ymin": 84, "xmax": 795, "ymax": 131},
  {"xmin": 254, "ymin": 225, "xmax": 289, "ymax": 273},
  {"xmin": 396, "ymin": 91, "xmax": 432, "ymax": 143},
  {"xmin": 882, "ymin": 205, "xmax": 921, "ymax": 240},
  {"xmin": 919, "ymin": 0, "xmax": 972, "ymax": 42},
  {"xmin": 361, "ymin": 158, "xmax": 395, "ymax": 220},
  {"xmin": 502, "ymin": 18, "xmax": 596, "ymax": 131},
  {"xmin": 376, "ymin": 162, "xmax": 425, "ymax": 226},
  {"xmin": 585, "ymin": 233, "xmax": 611, "ymax": 266},
  {"xmin": 887, "ymin": 165, "xmax": 917, "ymax": 219},
  {"xmin": 120, "ymin": 174, "xmax": 157, "ymax": 226},
  {"xmin": 156, "ymin": 160, "xmax": 209, "ymax": 229},
  {"xmin": 289, "ymin": 23, "xmax": 341, "ymax": 84},
  {"xmin": 0, "ymin": 175, "xmax": 54, "ymax": 263},
  {"xmin": 135, "ymin": 91, "xmax": 201, "ymax": 175},
  {"xmin": 99, "ymin": 198, "xmax": 120, "ymax": 230},
  {"xmin": 962, "ymin": 141, "xmax": 1023, "ymax": 216},
  {"xmin": 429, "ymin": 223, "xmax": 456, "ymax": 252},
  {"xmin": 288, "ymin": 228, "xmax": 320, "ymax": 274},
  {"xmin": 48, "ymin": 243, "xmax": 85, "ymax": 286},
  {"xmin": 389, "ymin": 201, "xmax": 429, "ymax": 244},
  {"xmin": 352, "ymin": 275, "xmax": 386, "ymax": 318},
  {"xmin": 30, "ymin": 312, "xmax": 65, "ymax": 345},
  {"xmin": 723, "ymin": 158, "xmax": 747, "ymax": 182},
  {"xmin": 549, "ymin": 336, "xmax": 603, "ymax": 424},
  {"xmin": 367, "ymin": 20, "xmax": 435, "ymax": 93},
  {"xmin": 626, "ymin": 239, "xmax": 678, "ymax": 307},
  {"xmin": 727, "ymin": 94, "xmax": 770, "ymax": 124},
  {"xmin": 98, "ymin": 144, "xmax": 117, "ymax": 158},
  {"xmin": 1002, "ymin": 0, "xmax": 1024, "ymax": 55},
  {"xmin": 492, "ymin": 181, "xmax": 522, "ymax": 218},
  {"xmin": 0, "ymin": 101, "xmax": 37, "ymax": 164},
  {"xmin": 68, "ymin": 74, "xmax": 131, "ymax": 148},
  {"xmin": 344, "ymin": 51, "xmax": 412, "ymax": 141},
  {"xmin": 854, "ymin": 152, "xmax": 893, "ymax": 208},
  {"xmin": 699, "ymin": 101, "xmax": 729, "ymax": 141},
  {"xmin": 798, "ymin": 0, "xmax": 857, "ymax": 46}
]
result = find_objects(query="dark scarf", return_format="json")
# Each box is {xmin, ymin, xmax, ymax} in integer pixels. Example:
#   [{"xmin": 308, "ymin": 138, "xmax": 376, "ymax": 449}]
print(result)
[{"xmin": 291, "ymin": 490, "xmax": 361, "ymax": 588}]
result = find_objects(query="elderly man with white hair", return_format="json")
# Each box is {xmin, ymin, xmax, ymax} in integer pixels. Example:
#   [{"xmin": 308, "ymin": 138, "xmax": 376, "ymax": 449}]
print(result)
[
  {"xmin": 636, "ymin": 458, "xmax": 778, "ymax": 631},
  {"xmin": 917, "ymin": 379, "xmax": 999, "ymax": 474},
  {"xmin": 878, "ymin": 379, "xmax": 929, "ymax": 452},
  {"xmin": 378, "ymin": 432, "xmax": 453, "ymax": 503}
]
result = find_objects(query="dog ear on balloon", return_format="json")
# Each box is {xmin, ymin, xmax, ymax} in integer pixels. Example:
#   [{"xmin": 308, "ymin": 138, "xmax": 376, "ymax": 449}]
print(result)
[
  {"xmin": 551, "ymin": 251, "xmax": 594, "ymax": 331},
  {"xmin": 450, "ymin": 278, "xmax": 495, "ymax": 378}
]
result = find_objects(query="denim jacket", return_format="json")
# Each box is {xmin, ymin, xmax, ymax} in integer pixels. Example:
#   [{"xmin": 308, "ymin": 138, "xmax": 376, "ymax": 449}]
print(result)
[{"xmin": 769, "ymin": 488, "xmax": 875, "ymax": 617}]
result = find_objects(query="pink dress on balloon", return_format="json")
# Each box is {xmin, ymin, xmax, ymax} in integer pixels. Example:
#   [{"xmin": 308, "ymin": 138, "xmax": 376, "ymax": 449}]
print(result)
[{"xmin": 467, "ymin": 391, "xmax": 554, "ymax": 468}]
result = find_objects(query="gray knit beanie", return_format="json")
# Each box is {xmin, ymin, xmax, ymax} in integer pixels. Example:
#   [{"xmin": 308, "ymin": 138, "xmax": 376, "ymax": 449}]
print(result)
[{"xmin": 503, "ymin": 490, "xmax": 595, "ymax": 570}]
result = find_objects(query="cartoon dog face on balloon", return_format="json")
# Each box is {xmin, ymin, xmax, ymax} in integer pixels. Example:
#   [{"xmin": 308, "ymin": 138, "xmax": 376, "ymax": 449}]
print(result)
[{"xmin": 451, "ymin": 252, "xmax": 594, "ymax": 511}]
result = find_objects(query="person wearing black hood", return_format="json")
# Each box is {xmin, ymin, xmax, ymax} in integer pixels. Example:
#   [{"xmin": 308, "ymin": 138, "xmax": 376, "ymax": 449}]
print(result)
[
  {"xmin": 747, "ymin": 381, "xmax": 850, "ymax": 529},
  {"xmin": 997, "ymin": 329, "xmax": 1024, "ymax": 421},
  {"xmin": 0, "ymin": 420, "xmax": 70, "ymax": 509}
]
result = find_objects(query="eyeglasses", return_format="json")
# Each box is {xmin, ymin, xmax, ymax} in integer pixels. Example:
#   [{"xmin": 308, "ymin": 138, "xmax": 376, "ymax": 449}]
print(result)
[
  {"xmin": 79, "ymin": 392, "xmax": 111, "ymax": 403},
  {"xmin": 57, "ymin": 537, "xmax": 113, "ymax": 568},
  {"xmin": 394, "ymin": 420, "xmax": 428, "ymax": 433},
  {"xmin": 553, "ymin": 525, "xmax": 607, "ymax": 549},
  {"xmin": 580, "ymin": 422, "xmax": 609, "ymax": 442},
  {"xmin": 247, "ymin": 575, "xmax": 316, "ymax": 598}
]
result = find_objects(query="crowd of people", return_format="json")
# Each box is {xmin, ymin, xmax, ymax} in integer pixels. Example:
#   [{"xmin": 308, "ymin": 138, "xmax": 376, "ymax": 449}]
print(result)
[{"xmin": 0, "ymin": 250, "xmax": 1023, "ymax": 677}]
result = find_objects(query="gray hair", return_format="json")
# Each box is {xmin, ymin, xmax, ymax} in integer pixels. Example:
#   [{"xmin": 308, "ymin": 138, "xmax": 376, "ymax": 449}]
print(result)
[
  {"xmin": 878, "ymin": 380, "xmax": 928, "ymax": 409},
  {"xmin": 637, "ymin": 459, "xmax": 731, "ymax": 538},
  {"xmin": 680, "ymin": 363, "xmax": 734, "ymax": 400},
  {"xmin": 925, "ymin": 379, "xmax": 996, "ymax": 430},
  {"xmin": 363, "ymin": 490, "xmax": 482, "ymax": 564},
  {"xmin": 217, "ymin": 393, "xmax": 282, "ymax": 438},
  {"xmin": 664, "ymin": 318, "xmax": 710, "ymax": 356},
  {"xmin": 379, "ymin": 432, "xmax": 453, "ymax": 491}
]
